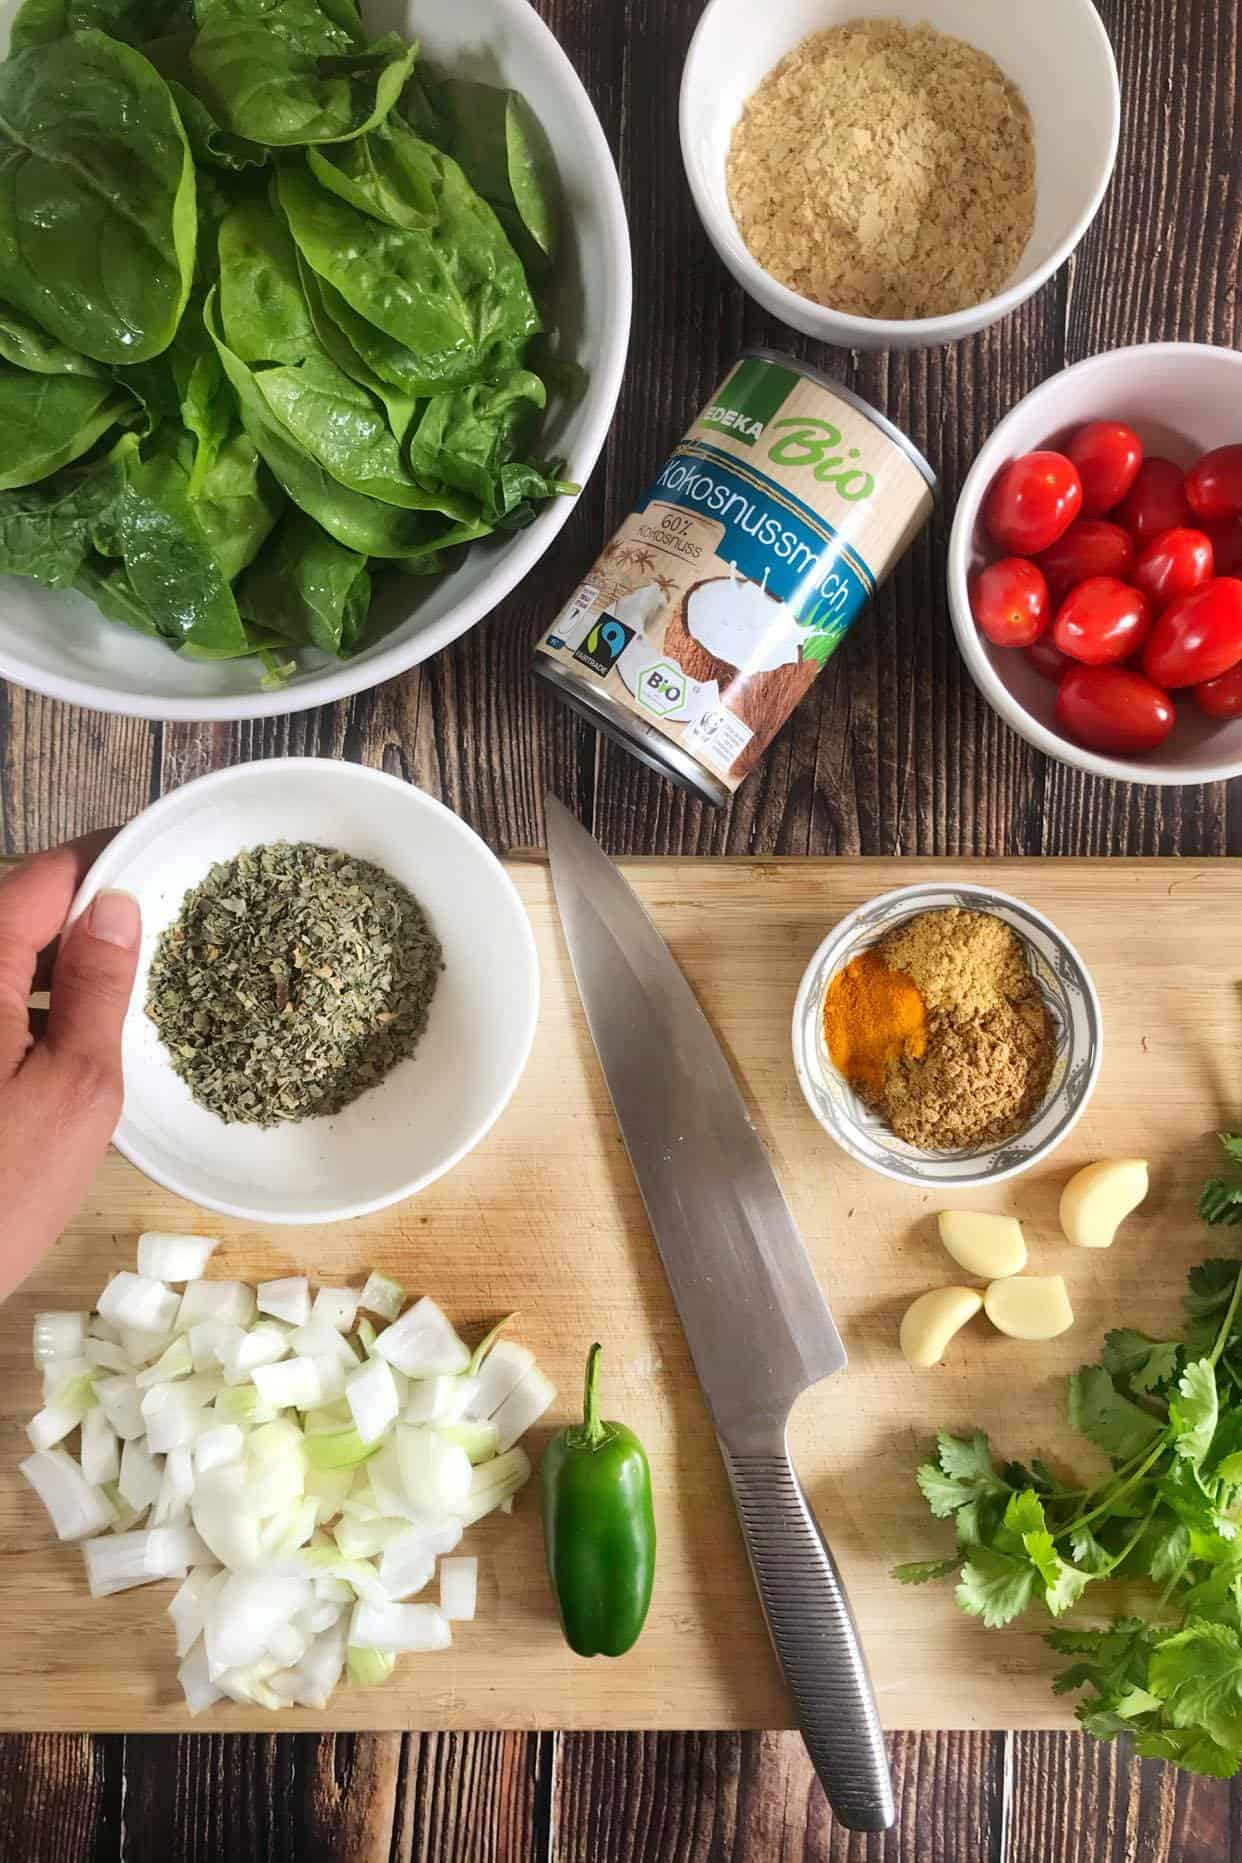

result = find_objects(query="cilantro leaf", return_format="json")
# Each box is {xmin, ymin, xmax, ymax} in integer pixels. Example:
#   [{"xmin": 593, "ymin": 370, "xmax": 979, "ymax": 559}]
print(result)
[
  {"xmin": 1171, "ymin": 1360, "xmax": 1219, "ymax": 1469},
  {"xmin": 935, "ymin": 1430, "xmax": 1002, "ymax": 1485},
  {"xmin": 915, "ymin": 1431, "xmax": 1009, "ymax": 1518},
  {"xmin": 1102, "ymin": 1328, "xmax": 1181, "ymax": 1394},
  {"xmin": 955, "ymin": 1547, "xmax": 1036, "ymax": 1628},
  {"xmin": 891, "ymin": 1559, "xmax": 958, "ymax": 1586},
  {"xmin": 1067, "ymin": 1364, "xmax": 1165, "ymax": 1461},
  {"xmin": 1148, "ymin": 1620, "xmax": 1242, "ymax": 1752},
  {"xmin": 1199, "ymin": 1181, "xmax": 1242, "ymax": 1227},
  {"xmin": 1218, "ymin": 1134, "xmax": 1242, "ymax": 1169}
]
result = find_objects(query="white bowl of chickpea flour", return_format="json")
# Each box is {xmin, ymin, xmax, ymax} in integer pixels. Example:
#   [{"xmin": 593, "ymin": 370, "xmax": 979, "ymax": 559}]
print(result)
[
  {"xmin": 680, "ymin": 0, "xmax": 1120, "ymax": 349},
  {"xmin": 69, "ymin": 760, "xmax": 539, "ymax": 1224}
]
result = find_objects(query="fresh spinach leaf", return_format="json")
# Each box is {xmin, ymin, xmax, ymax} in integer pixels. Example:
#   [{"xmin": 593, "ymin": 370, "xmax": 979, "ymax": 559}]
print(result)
[
  {"xmin": 0, "ymin": 447, "xmax": 126, "ymax": 587},
  {"xmin": 239, "ymin": 506, "xmax": 368, "ymax": 654},
  {"xmin": 218, "ymin": 193, "xmax": 319, "ymax": 364},
  {"xmin": 408, "ymin": 369, "xmax": 550, "ymax": 516},
  {"xmin": 277, "ymin": 129, "xmax": 539, "ymax": 394},
  {"xmin": 188, "ymin": 0, "xmax": 415, "ymax": 148},
  {"xmin": 8, "ymin": 0, "xmax": 190, "ymax": 49},
  {"xmin": 0, "ymin": 364, "xmax": 134, "ymax": 490},
  {"xmin": 109, "ymin": 443, "xmax": 251, "ymax": 651},
  {"xmin": 0, "ymin": 32, "xmax": 196, "ymax": 365},
  {"xmin": 435, "ymin": 79, "xmax": 560, "ymax": 265},
  {"xmin": 0, "ymin": 302, "xmax": 105, "ymax": 378}
]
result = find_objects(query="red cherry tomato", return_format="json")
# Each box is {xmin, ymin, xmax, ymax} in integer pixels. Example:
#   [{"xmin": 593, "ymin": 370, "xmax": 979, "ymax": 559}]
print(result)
[
  {"xmin": 984, "ymin": 452, "xmax": 1083, "ymax": 555},
  {"xmin": 1193, "ymin": 664, "xmax": 1242, "ymax": 720},
  {"xmin": 1025, "ymin": 636, "xmax": 1075, "ymax": 683},
  {"xmin": 1186, "ymin": 446, "xmax": 1242, "ymax": 523},
  {"xmin": 1204, "ymin": 518, "xmax": 1242, "ymax": 577},
  {"xmin": 970, "ymin": 557, "xmax": 1050, "ymax": 648},
  {"xmin": 1132, "ymin": 527, "xmax": 1215, "ymax": 607},
  {"xmin": 1140, "ymin": 578, "xmax": 1242, "ymax": 688},
  {"xmin": 1052, "ymin": 577, "xmax": 1153, "ymax": 666},
  {"xmin": 1056, "ymin": 664, "xmax": 1176, "ymax": 756},
  {"xmin": 1064, "ymin": 421, "xmax": 1143, "ymax": 517},
  {"xmin": 1034, "ymin": 520, "xmax": 1135, "ymax": 600},
  {"xmin": 1112, "ymin": 457, "xmax": 1192, "ymax": 544}
]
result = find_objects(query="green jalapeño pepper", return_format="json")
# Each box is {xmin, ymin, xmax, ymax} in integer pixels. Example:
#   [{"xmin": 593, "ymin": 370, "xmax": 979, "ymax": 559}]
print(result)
[{"xmin": 541, "ymin": 1343, "xmax": 655, "ymax": 1658}]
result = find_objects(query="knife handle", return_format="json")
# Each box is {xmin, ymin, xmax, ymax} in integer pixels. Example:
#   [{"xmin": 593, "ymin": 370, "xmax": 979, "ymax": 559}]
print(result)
[{"xmin": 721, "ymin": 1434, "xmax": 894, "ymax": 1833}]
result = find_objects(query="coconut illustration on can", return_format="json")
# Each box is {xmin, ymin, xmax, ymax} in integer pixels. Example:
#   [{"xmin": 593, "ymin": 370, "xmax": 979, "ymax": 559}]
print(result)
[{"xmin": 533, "ymin": 350, "xmax": 936, "ymax": 805}]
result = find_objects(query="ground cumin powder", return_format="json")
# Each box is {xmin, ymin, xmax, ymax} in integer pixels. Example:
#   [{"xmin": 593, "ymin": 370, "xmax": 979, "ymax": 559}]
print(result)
[
  {"xmin": 726, "ymin": 19, "xmax": 1036, "ymax": 322},
  {"xmin": 864, "ymin": 908, "xmax": 1053, "ymax": 1150}
]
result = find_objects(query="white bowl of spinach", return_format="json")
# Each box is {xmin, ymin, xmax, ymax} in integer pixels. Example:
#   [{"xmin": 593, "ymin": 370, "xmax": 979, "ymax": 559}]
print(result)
[{"xmin": 0, "ymin": 0, "xmax": 631, "ymax": 717}]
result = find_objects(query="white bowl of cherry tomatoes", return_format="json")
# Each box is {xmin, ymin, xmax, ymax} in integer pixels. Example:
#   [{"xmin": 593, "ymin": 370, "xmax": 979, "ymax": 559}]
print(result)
[{"xmin": 948, "ymin": 342, "xmax": 1242, "ymax": 784}]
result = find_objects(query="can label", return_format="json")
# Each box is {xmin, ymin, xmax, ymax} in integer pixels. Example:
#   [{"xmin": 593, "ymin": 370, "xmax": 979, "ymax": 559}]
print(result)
[{"xmin": 535, "ymin": 354, "xmax": 934, "ymax": 792}]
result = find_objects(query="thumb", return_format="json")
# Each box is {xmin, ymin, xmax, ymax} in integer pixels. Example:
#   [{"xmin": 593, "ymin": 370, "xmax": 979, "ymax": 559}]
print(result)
[{"xmin": 44, "ymin": 890, "xmax": 142, "ymax": 1090}]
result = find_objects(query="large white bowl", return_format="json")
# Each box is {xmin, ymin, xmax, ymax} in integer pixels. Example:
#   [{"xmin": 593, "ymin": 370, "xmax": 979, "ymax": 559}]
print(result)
[
  {"xmin": 69, "ymin": 761, "xmax": 540, "ymax": 1224},
  {"xmin": 949, "ymin": 343, "xmax": 1242, "ymax": 786},
  {"xmin": 0, "ymin": 0, "xmax": 631, "ymax": 720},
  {"xmin": 680, "ymin": 0, "xmax": 1119, "ymax": 351}
]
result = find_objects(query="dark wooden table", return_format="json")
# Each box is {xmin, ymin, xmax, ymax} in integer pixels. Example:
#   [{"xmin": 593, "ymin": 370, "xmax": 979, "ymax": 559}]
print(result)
[{"xmin": 0, "ymin": 0, "xmax": 1239, "ymax": 1855}]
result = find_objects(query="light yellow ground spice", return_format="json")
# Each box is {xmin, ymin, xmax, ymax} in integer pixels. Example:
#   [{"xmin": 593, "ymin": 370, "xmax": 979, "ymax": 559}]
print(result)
[
  {"xmin": 867, "ymin": 908, "xmax": 1053, "ymax": 1151},
  {"xmin": 726, "ymin": 19, "xmax": 1036, "ymax": 321}
]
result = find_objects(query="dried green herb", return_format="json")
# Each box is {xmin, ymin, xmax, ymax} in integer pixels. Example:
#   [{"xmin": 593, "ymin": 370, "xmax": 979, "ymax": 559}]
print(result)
[{"xmin": 147, "ymin": 841, "xmax": 442, "ymax": 1125}]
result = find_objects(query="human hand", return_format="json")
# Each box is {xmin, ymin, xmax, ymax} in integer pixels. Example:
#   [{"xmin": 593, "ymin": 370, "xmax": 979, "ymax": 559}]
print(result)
[{"xmin": 0, "ymin": 838, "xmax": 141, "ymax": 1303}]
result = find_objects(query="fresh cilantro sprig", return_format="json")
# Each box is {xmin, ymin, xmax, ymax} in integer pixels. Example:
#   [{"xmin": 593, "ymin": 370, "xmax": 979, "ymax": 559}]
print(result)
[{"xmin": 895, "ymin": 1139, "xmax": 1242, "ymax": 1777}]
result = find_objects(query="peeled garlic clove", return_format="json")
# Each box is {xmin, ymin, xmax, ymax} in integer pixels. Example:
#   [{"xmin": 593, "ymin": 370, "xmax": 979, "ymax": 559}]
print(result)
[
  {"xmin": 937, "ymin": 1211, "xmax": 1027, "ymax": 1280},
  {"xmin": 984, "ymin": 1275, "xmax": 1074, "ymax": 1342},
  {"xmin": 1059, "ymin": 1159, "xmax": 1149, "ymax": 1249},
  {"xmin": 899, "ymin": 1286, "xmax": 984, "ymax": 1368}
]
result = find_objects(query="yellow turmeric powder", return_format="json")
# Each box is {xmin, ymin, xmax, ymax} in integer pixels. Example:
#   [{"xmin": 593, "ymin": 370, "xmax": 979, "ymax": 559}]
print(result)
[{"xmin": 822, "ymin": 950, "xmax": 927, "ymax": 1096}]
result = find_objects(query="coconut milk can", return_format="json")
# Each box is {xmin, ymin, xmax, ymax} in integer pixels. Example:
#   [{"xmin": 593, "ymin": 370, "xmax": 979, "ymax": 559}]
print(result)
[{"xmin": 533, "ymin": 349, "xmax": 936, "ymax": 804}]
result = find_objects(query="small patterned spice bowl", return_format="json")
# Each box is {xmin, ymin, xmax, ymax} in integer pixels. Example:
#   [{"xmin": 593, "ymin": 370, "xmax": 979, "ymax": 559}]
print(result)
[{"xmin": 791, "ymin": 883, "xmax": 1102, "ymax": 1188}]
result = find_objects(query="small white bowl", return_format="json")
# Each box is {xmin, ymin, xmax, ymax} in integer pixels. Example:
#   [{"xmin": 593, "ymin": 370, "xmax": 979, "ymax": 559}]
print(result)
[
  {"xmin": 70, "ymin": 761, "xmax": 539, "ymax": 1225},
  {"xmin": 949, "ymin": 342, "xmax": 1242, "ymax": 786},
  {"xmin": 0, "ymin": 0, "xmax": 631, "ymax": 721},
  {"xmin": 680, "ymin": 0, "xmax": 1119, "ymax": 351},
  {"xmin": 792, "ymin": 883, "xmax": 1102, "ymax": 1188}
]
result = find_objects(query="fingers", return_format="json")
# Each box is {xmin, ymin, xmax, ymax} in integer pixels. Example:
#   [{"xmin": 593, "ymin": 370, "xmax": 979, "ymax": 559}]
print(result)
[
  {"xmin": 44, "ymin": 890, "xmax": 142, "ymax": 1086},
  {"xmin": 0, "ymin": 844, "xmax": 91, "ymax": 1078}
]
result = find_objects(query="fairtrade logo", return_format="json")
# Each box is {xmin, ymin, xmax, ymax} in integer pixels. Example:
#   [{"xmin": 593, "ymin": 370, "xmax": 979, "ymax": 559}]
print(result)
[
  {"xmin": 573, "ymin": 615, "xmax": 635, "ymax": 678},
  {"xmin": 635, "ymin": 660, "xmax": 686, "ymax": 718},
  {"xmin": 765, "ymin": 418, "xmax": 876, "ymax": 501}
]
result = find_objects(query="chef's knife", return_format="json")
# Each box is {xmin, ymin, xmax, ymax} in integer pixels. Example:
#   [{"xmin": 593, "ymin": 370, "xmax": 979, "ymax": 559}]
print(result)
[{"xmin": 544, "ymin": 797, "xmax": 893, "ymax": 1834}]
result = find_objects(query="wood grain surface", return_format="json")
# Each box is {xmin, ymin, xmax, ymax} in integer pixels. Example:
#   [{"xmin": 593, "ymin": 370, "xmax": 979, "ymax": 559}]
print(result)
[{"xmin": 0, "ymin": 0, "xmax": 1239, "ymax": 1853}]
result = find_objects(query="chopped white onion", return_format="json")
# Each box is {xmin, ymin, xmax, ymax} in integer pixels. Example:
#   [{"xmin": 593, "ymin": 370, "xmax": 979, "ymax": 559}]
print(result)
[
  {"xmin": 135, "ymin": 1336, "xmax": 193, "ymax": 1388},
  {"xmin": 439, "ymin": 1557, "xmax": 477, "ymax": 1622},
  {"xmin": 358, "ymin": 1271, "xmax": 405, "ymax": 1323},
  {"xmin": 137, "ymin": 1234, "xmax": 218, "ymax": 1283},
  {"xmin": 460, "ymin": 1446, "xmax": 532, "ymax": 1526},
  {"xmin": 396, "ymin": 1428, "xmax": 472, "ymax": 1521},
  {"xmin": 221, "ymin": 1322, "xmax": 290, "ymax": 1385},
  {"xmin": 33, "ymin": 1311, "xmax": 87, "ymax": 1368},
  {"xmin": 191, "ymin": 1466, "xmax": 262, "ymax": 1570},
  {"xmin": 141, "ymin": 1382, "xmax": 202, "ymax": 1454},
  {"xmin": 257, "ymin": 1278, "xmax": 311, "ymax": 1327},
  {"xmin": 289, "ymin": 1319, "xmax": 358, "ymax": 1367},
  {"xmin": 94, "ymin": 1374, "xmax": 146, "ymax": 1441},
  {"xmin": 438, "ymin": 1420, "xmax": 499, "ymax": 1465},
  {"xmin": 120, "ymin": 1325, "xmax": 174, "ymax": 1368},
  {"xmin": 81, "ymin": 1406, "xmax": 121, "ymax": 1486},
  {"xmin": 84, "ymin": 1337, "xmax": 130, "ymax": 1374},
  {"xmin": 348, "ymin": 1599, "xmax": 451, "ymax": 1654},
  {"xmin": 334, "ymin": 1514, "xmax": 406, "ymax": 1561},
  {"xmin": 466, "ymin": 1340, "xmax": 535, "ymax": 1420},
  {"xmin": 176, "ymin": 1280, "xmax": 256, "ymax": 1332},
  {"xmin": 119, "ymin": 1437, "xmax": 163, "ymax": 1512},
  {"xmin": 377, "ymin": 1520, "xmax": 462, "ymax": 1601},
  {"xmin": 21, "ymin": 1449, "xmax": 114, "ymax": 1540},
  {"xmin": 27, "ymin": 1371, "xmax": 95, "ymax": 1450},
  {"xmin": 346, "ymin": 1357, "xmax": 400, "ymax": 1446},
  {"xmin": 189, "ymin": 1320, "xmax": 244, "ymax": 1373},
  {"xmin": 145, "ymin": 1522, "xmax": 212, "ymax": 1575},
  {"xmin": 312, "ymin": 1287, "xmax": 359, "ymax": 1332},
  {"xmin": 86, "ymin": 1531, "xmax": 164, "ymax": 1597},
  {"xmin": 179, "ymin": 1639, "xmax": 224, "ymax": 1713},
  {"xmin": 374, "ymin": 1298, "xmax": 470, "ymax": 1378},
  {"xmin": 252, "ymin": 1357, "xmax": 322, "ymax": 1411},
  {"xmin": 171, "ymin": 1569, "xmax": 227, "ymax": 1657},
  {"xmin": 98, "ymin": 1272, "xmax": 181, "ymax": 1337},
  {"xmin": 403, "ymin": 1374, "xmax": 478, "ymax": 1425},
  {"xmin": 153, "ymin": 1446, "xmax": 195, "ymax": 1526},
  {"xmin": 491, "ymin": 1368, "xmax": 557, "ymax": 1454}
]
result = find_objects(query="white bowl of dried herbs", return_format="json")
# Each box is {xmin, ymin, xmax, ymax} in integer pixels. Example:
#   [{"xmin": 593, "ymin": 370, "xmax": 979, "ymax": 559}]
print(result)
[{"xmin": 70, "ymin": 760, "xmax": 539, "ymax": 1224}]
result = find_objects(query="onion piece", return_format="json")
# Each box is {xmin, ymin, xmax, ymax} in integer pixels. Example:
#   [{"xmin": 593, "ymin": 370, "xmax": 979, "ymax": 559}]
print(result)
[
  {"xmin": 94, "ymin": 1375, "xmax": 146, "ymax": 1441},
  {"xmin": 119, "ymin": 1437, "xmax": 163, "ymax": 1512},
  {"xmin": 195, "ymin": 1424, "xmax": 245, "ymax": 1474},
  {"xmin": 84, "ymin": 1337, "xmax": 130, "ymax": 1374},
  {"xmin": 465, "ymin": 1340, "xmax": 535, "ymax": 1420},
  {"xmin": 252, "ymin": 1357, "xmax": 322, "ymax": 1411},
  {"xmin": 191, "ymin": 1465, "xmax": 262, "ymax": 1570},
  {"xmin": 176, "ymin": 1281, "xmax": 256, "ymax": 1332},
  {"xmin": 85, "ymin": 1531, "xmax": 164, "ymax": 1597},
  {"xmin": 27, "ymin": 1371, "xmax": 96, "ymax": 1450},
  {"xmin": 120, "ymin": 1325, "xmax": 173, "ymax": 1368},
  {"xmin": 135, "ymin": 1336, "xmax": 194, "ymax": 1388},
  {"xmin": 221, "ymin": 1322, "xmax": 290, "ymax": 1385},
  {"xmin": 334, "ymin": 1515, "xmax": 406, "ymax": 1561},
  {"xmin": 377, "ymin": 1520, "xmax": 462, "ymax": 1601},
  {"xmin": 137, "ymin": 1234, "xmax": 217, "ymax": 1283},
  {"xmin": 81, "ymin": 1406, "xmax": 121, "ymax": 1486},
  {"xmin": 98, "ymin": 1272, "xmax": 181, "ymax": 1337},
  {"xmin": 303, "ymin": 1425, "xmax": 377, "ymax": 1472},
  {"xmin": 440, "ymin": 1556, "xmax": 477, "ymax": 1622},
  {"xmin": 21, "ymin": 1449, "xmax": 114, "ymax": 1540},
  {"xmin": 153, "ymin": 1446, "xmax": 195, "ymax": 1526},
  {"xmin": 359, "ymin": 1271, "xmax": 405, "ymax": 1323},
  {"xmin": 141, "ymin": 1383, "xmax": 203, "ymax": 1454},
  {"xmin": 257, "ymin": 1278, "xmax": 311, "ymax": 1327},
  {"xmin": 346, "ymin": 1357, "xmax": 400, "ymax": 1446},
  {"xmin": 491, "ymin": 1369, "xmax": 556, "ymax": 1455},
  {"xmin": 374, "ymin": 1298, "xmax": 469, "ymax": 1378},
  {"xmin": 348, "ymin": 1599, "xmax": 451, "ymax": 1653},
  {"xmin": 33, "ymin": 1311, "xmax": 87, "ymax": 1368},
  {"xmin": 312, "ymin": 1287, "xmax": 359, "ymax": 1332},
  {"xmin": 346, "ymin": 1645, "xmax": 394, "ymax": 1686},
  {"xmin": 403, "ymin": 1375, "xmax": 478, "ymax": 1425},
  {"xmin": 179, "ymin": 1639, "xmax": 224, "ymax": 1713},
  {"xmin": 145, "ymin": 1522, "xmax": 211, "ymax": 1576},
  {"xmin": 460, "ymin": 1446, "xmax": 531, "ymax": 1526},
  {"xmin": 437, "ymin": 1420, "xmax": 499, "ymax": 1465},
  {"xmin": 170, "ymin": 1569, "xmax": 227, "ymax": 1657}
]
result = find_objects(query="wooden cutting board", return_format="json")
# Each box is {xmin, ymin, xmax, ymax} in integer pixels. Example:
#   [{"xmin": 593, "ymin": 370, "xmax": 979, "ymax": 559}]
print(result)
[{"xmin": 0, "ymin": 856, "xmax": 1238, "ymax": 1734}]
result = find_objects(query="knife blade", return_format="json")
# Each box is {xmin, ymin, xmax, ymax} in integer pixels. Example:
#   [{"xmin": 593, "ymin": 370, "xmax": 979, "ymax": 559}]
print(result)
[{"xmin": 544, "ymin": 797, "xmax": 893, "ymax": 1834}]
